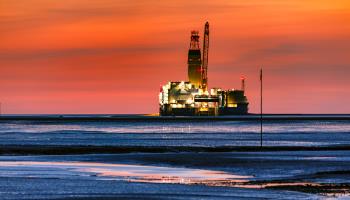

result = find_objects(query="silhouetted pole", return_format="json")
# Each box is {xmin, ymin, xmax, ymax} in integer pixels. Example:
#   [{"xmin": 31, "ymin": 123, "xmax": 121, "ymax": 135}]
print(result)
[{"xmin": 260, "ymin": 68, "xmax": 263, "ymax": 148}]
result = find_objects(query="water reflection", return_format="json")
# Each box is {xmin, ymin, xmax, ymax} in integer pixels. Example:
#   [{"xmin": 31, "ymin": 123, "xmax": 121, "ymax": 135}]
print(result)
[
  {"xmin": 2, "ymin": 120, "xmax": 350, "ymax": 134},
  {"xmin": 1, "ymin": 161, "xmax": 349, "ymax": 197},
  {"xmin": 0, "ymin": 161, "xmax": 252, "ymax": 185}
]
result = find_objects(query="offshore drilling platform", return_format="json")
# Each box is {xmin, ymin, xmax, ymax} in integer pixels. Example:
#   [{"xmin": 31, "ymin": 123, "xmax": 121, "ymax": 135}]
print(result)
[{"xmin": 159, "ymin": 22, "xmax": 249, "ymax": 116}]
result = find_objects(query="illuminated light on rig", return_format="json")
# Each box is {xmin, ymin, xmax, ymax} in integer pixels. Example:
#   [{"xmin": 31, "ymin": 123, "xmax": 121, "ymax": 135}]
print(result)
[
  {"xmin": 228, "ymin": 103, "xmax": 238, "ymax": 108},
  {"xmin": 198, "ymin": 89, "xmax": 203, "ymax": 95},
  {"xmin": 186, "ymin": 98, "xmax": 194, "ymax": 104},
  {"xmin": 199, "ymin": 107, "xmax": 209, "ymax": 112}
]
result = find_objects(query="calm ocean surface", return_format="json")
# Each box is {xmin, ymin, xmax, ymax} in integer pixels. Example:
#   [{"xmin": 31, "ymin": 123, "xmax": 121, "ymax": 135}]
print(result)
[{"xmin": 1, "ymin": 118, "xmax": 350, "ymax": 147}]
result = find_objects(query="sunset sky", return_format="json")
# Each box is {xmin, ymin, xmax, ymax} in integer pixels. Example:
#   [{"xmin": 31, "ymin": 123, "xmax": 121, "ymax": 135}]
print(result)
[{"xmin": 1, "ymin": 0, "xmax": 350, "ymax": 114}]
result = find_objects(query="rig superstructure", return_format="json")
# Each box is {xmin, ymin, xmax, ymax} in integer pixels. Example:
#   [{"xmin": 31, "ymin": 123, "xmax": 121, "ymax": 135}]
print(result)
[{"xmin": 159, "ymin": 22, "xmax": 248, "ymax": 116}]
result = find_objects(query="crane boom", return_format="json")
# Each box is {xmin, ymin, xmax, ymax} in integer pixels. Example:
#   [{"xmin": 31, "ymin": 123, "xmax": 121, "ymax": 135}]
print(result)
[{"xmin": 202, "ymin": 22, "xmax": 209, "ymax": 91}]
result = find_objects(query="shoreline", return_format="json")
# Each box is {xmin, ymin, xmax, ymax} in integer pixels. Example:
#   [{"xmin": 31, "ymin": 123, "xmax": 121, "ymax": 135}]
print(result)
[{"xmin": 1, "ymin": 114, "xmax": 350, "ymax": 121}]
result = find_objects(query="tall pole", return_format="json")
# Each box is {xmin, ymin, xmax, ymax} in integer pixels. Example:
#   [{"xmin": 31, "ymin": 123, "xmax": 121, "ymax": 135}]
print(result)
[{"xmin": 260, "ymin": 68, "xmax": 263, "ymax": 148}]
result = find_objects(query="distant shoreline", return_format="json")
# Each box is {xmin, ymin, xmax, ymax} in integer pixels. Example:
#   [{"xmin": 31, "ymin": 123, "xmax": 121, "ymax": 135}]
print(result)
[{"xmin": 0, "ymin": 114, "xmax": 350, "ymax": 121}]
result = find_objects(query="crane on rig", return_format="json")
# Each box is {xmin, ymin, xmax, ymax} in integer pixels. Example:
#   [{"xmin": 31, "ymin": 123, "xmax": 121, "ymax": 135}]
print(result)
[{"xmin": 201, "ymin": 22, "xmax": 209, "ymax": 91}]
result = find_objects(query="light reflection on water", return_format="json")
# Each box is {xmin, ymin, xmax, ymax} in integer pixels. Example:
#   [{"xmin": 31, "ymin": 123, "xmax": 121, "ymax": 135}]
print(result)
[
  {"xmin": 1, "ymin": 160, "xmax": 347, "ymax": 198},
  {"xmin": 0, "ymin": 120, "xmax": 350, "ymax": 147},
  {"xmin": 0, "ymin": 161, "xmax": 252, "ymax": 185},
  {"xmin": 1, "ymin": 121, "xmax": 350, "ymax": 134}
]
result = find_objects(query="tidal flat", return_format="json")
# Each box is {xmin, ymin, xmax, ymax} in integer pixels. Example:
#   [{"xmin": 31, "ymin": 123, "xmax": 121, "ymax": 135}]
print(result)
[{"xmin": 0, "ymin": 116, "xmax": 350, "ymax": 199}]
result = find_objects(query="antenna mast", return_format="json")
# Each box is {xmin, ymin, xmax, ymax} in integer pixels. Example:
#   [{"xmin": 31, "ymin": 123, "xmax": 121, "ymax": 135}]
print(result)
[{"xmin": 241, "ymin": 76, "xmax": 245, "ymax": 91}]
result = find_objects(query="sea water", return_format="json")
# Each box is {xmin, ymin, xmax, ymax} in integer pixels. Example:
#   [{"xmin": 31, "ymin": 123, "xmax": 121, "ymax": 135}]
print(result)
[{"xmin": 0, "ymin": 117, "xmax": 349, "ymax": 147}]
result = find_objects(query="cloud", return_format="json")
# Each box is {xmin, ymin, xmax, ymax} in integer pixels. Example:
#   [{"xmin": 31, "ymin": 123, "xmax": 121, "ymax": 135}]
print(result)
[
  {"xmin": 233, "ymin": 38, "xmax": 350, "ymax": 64},
  {"xmin": 0, "ymin": 0, "xmax": 254, "ymax": 33},
  {"xmin": 0, "ymin": 44, "xmax": 179, "ymax": 61}
]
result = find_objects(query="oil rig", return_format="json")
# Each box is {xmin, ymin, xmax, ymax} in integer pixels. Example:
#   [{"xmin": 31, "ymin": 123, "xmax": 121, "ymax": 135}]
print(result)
[{"xmin": 159, "ymin": 22, "xmax": 248, "ymax": 116}]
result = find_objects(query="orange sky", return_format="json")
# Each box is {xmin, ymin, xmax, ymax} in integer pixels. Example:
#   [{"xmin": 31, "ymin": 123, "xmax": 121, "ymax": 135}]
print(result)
[{"xmin": 1, "ymin": 0, "xmax": 350, "ymax": 114}]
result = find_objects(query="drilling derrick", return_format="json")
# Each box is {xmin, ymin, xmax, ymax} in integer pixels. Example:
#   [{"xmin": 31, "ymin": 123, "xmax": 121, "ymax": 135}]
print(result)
[
  {"xmin": 188, "ymin": 31, "xmax": 202, "ymax": 88},
  {"xmin": 202, "ymin": 22, "xmax": 209, "ymax": 91},
  {"xmin": 190, "ymin": 30, "xmax": 200, "ymax": 49}
]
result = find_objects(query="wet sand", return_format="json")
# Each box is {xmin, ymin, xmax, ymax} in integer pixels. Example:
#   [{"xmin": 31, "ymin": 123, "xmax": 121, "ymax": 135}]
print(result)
[
  {"xmin": 2, "ymin": 144, "xmax": 350, "ymax": 155},
  {"xmin": 1, "ymin": 151, "xmax": 350, "ymax": 199}
]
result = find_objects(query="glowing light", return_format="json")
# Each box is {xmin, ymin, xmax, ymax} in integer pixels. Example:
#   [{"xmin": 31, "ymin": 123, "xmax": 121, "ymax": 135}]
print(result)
[
  {"xmin": 228, "ymin": 103, "xmax": 238, "ymax": 108},
  {"xmin": 198, "ymin": 89, "xmax": 203, "ymax": 95},
  {"xmin": 186, "ymin": 98, "xmax": 193, "ymax": 104},
  {"xmin": 199, "ymin": 107, "xmax": 209, "ymax": 112}
]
